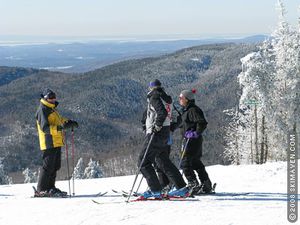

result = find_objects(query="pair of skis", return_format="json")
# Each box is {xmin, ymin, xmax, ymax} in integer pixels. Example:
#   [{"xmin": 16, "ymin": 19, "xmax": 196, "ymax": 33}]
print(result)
[
  {"xmin": 92, "ymin": 194, "xmax": 199, "ymax": 204},
  {"xmin": 92, "ymin": 185, "xmax": 217, "ymax": 204},
  {"xmin": 32, "ymin": 183, "xmax": 218, "ymax": 202}
]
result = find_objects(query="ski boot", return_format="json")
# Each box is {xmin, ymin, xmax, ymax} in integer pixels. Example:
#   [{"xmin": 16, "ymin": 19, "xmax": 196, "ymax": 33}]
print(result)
[
  {"xmin": 140, "ymin": 190, "xmax": 163, "ymax": 200},
  {"xmin": 168, "ymin": 186, "xmax": 191, "ymax": 198},
  {"xmin": 48, "ymin": 188, "xmax": 68, "ymax": 197},
  {"xmin": 197, "ymin": 179, "xmax": 213, "ymax": 194},
  {"xmin": 51, "ymin": 187, "xmax": 68, "ymax": 196},
  {"xmin": 34, "ymin": 190, "xmax": 51, "ymax": 197},
  {"xmin": 188, "ymin": 180, "xmax": 201, "ymax": 195}
]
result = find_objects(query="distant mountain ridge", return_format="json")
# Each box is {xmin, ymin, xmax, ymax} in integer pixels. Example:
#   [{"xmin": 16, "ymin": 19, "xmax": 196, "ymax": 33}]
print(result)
[
  {"xmin": 0, "ymin": 43, "xmax": 257, "ymax": 179},
  {"xmin": 0, "ymin": 66, "xmax": 41, "ymax": 86},
  {"xmin": 0, "ymin": 35, "xmax": 267, "ymax": 73}
]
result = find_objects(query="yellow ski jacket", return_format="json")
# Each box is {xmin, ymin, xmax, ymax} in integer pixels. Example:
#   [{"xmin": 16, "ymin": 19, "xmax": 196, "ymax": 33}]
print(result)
[{"xmin": 35, "ymin": 98, "xmax": 68, "ymax": 150}]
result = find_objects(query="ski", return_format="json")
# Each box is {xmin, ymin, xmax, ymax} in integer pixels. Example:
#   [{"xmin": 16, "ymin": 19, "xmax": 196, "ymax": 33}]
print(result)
[
  {"xmin": 111, "ymin": 189, "xmax": 120, "ymax": 194},
  {"xmin": 92, "ymin": 199, "xmax": 126, "ymax": 205},
  {"xmin": 130, "ymin": 196, "xmax": 198, "ymax": 202},
  {"xmin": 112, "ymin": 189, "xmax": 140, "ymax": 197},
  {"xmin": 206, "ymin": 192, "xmax": 251, "ymax": 197},
  {"xmin": 92, "ymin": 196, "xmax": 199, "ymax": 204},
  {"xmin": 96, "ymin": 191, "xmax": 108, "ymax": 197}
]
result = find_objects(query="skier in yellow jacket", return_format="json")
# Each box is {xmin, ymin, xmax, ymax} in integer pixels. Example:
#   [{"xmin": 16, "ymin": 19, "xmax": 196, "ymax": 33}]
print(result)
[{"xmin": 35, "ymin": 88, "xmax": 78, "ymax": 197}]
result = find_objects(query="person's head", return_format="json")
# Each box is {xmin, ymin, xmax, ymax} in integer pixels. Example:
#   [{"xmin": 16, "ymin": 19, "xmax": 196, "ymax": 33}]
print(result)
[
  {"xmin": 179, "ymin": 89, "xmax": 196, "ymax": 107},
  {"xmin": 148, "ymin": 79, "xmax": 162, "ymax": 91},
  {"xmin": 41, "ymin": 88, "xmax": 56, "ymax": 104}
]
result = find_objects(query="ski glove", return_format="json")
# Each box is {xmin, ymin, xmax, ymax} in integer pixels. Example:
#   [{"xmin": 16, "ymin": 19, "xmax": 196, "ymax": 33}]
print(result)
[
  {"xmin": 184, "ymin": 130, "xmax": 199, "ymax": 139},
  {"xmin": 152, "ymin": 124, "xmax": 162, "ymax": 133},
  {"xmin": 63, "ymin": 120, "xmax": 79, "ymax": 130}
]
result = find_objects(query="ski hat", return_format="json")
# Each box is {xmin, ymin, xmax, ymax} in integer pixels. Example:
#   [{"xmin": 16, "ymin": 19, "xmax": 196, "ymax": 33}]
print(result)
[
  {"xmin": 41, "ymin": 88, "xmax": 56, "ymax": 99},
  {"xmin": 180, "ymin": 89, "xmax": 197, "ymax": 100},
  {"xmin": 149, "ymin": 79, "xmax": 161, "ymax": 88}
]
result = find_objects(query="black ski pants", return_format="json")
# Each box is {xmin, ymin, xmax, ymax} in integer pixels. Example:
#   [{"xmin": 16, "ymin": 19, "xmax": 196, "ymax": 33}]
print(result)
[
  {"xmin": 37, "ymin": 147, "xmax": 61, "ymax": 192},
  {"xmin": 181, "ymin": 136, "xmax": 210, "ymax": 184},
  {"xmin": 138, "ymin": 127, "xmax": 186, "ymax": 192},
  {"xmin": 154, "ymin": 146, "xmax": 171, "ymax": 188}
]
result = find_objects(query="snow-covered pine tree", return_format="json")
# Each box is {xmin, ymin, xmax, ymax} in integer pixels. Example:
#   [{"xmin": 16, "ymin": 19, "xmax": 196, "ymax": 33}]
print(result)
[
  {"xmin": 224, "ymin": 0, "xmax": 299, "ymax": 164},
  {"xmin": 22, "ymin": 168, "xmax": 37, "ymax": 183},
  {"xmin": 0, "ymin": 158, "xmax": 12, "ymax": 185},
  {"xmin": 83, "ymin": 158, "xmax": 103, "ymax": 179},
  {"xmin": 72, "ymin": 158, "xmax": 85, "ymax": 179}
]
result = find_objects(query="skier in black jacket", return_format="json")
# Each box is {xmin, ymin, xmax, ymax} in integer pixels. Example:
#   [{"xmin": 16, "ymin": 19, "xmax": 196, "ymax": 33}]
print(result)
[
  {"xmin": 141, "ymin": 91, "xmax": 173, "ymax": 192},
  {"xmin": 138, "ymin": 79, "xmax": 188, "ymax": 199},
  {"xmin": 172, "ymin": 89, "xmax": 213, "ymax": 194}
]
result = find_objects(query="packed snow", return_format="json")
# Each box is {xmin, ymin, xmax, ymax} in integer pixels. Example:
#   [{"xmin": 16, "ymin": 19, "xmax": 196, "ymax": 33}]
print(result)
[{"xmin": 0, "ymin": 160, "xmax": 298, "ymax": 225}]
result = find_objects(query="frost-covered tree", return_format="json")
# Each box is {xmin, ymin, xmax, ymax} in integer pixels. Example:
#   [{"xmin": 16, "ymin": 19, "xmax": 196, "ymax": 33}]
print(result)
[
  {"xmin": 0, "ymin": 158, "xmax": 12, "ymax": 185},
  {"xmin": 223, "ymin": 107, "xmax": 241, "ymax": 165},
  {"xmin": 224, "ymin": 0, "xmax": 299, "ymax": 164},
  {"xmin": 84, "ymin": 158, "xmax": 103, "ymax": 179},
  {"xmin": 72, "ymin": 158, "xmax": 85, "ymax": 179},
  {"xmin": 23, "ymin": 168, "xmax": 37, "ymax": 183}
]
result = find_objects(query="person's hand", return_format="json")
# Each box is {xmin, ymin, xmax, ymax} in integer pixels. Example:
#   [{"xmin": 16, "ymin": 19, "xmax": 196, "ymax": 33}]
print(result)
[
  {"xmin": 184, "ymin": 130, "xmax": 199, "ymax": 139},
  {"xmin": 63, "ymin": 120, "xmax": 79, "ymax": 130},
  {"xmin": 152, "ymin": 124, "xmax": 162, "ymax": 133},
  {"xmin": 57, "ymin": 125, "xmax": 63, "ymax": 131},
  {"xmin": 70, "ymin": 120, "xmax": 78, "ymax": 128}
]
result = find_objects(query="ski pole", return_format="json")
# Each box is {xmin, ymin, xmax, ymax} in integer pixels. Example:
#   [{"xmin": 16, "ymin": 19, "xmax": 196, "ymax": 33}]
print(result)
[
  {"xmin": 178, "ymin": 138, "xmax": 190, "ymax": 171},
  {"xmin": 64, "ymin": 131, "xmax": 71, "ymax": 197},
  {"xmin": 71, "ymin": 128, "xmax": 75, "ymax": 196},
  {"xmin": 134, "ymin": 175, "xmax": 144, "ymax": 194},
  {"xmin": 169, "ymin": 138, "xmax": 190, "ymax": 191},
  {"xmin": 126, "ymin": 132, "xmax": 155, "ymax": 203},
  {"xmin": 172, "ymin": 103, "xmax": 182, "ymax": 116}
]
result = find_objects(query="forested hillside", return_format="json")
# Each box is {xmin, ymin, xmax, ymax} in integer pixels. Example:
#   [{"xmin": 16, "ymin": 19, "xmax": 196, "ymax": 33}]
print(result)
[{"xmin": 0, "ymin": 43, "xmax": 257, "ymax": 181}]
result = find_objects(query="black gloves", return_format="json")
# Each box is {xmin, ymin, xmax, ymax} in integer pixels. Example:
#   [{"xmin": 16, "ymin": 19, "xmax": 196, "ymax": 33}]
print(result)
[{"xmin": 63, "ymin": 120, "xmax": 79, "ymax": 130}]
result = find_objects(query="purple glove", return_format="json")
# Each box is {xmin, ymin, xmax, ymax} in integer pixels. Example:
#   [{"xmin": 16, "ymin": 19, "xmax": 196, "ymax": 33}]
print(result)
[{"xmin": 185, "ymin": 131, "xmax": 199, "ymax": 139}]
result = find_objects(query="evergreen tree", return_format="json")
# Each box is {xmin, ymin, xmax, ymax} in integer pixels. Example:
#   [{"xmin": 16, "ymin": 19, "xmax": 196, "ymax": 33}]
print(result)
[
  {"xmin": 0, "ymin": 158, "xmax": 12, "ymax": 185},
  {"xmin": 84, "ymin": 158, "xmax": 103, "ymax": 179},
  {"xmin": 72, "ymin": 158, "xmax": 85, "ymax": 179},
  {"xmin": 23, "ymin": 168, "xmax": 37, "ymax": 183}
]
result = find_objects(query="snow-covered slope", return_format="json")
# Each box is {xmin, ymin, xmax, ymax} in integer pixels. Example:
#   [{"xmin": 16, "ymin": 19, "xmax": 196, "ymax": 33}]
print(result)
[{"xmin": 0, "ymin": 161, "xmax": 298, "ymax": 225}]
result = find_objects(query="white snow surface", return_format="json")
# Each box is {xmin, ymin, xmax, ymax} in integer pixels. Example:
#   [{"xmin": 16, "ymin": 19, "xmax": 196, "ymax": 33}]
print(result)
[{"xmin": 0, "ymin": 160, "xmax": 298, "ymax": 225}]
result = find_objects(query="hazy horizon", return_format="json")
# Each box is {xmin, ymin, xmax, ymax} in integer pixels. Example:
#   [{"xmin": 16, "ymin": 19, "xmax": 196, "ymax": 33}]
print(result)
[
  {"xmin": 0, "ymin": 0, "xmax": 298, "ymax": 38},
  {"xmin": 0, "ymin": 33, "xmax": 268, "ymax": 45}
]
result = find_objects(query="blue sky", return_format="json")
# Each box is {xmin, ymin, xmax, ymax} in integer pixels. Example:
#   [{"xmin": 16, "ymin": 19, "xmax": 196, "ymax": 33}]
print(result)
[{"xmin": 0, "ymin": 0, "xmax": 299, "ymax": 38}]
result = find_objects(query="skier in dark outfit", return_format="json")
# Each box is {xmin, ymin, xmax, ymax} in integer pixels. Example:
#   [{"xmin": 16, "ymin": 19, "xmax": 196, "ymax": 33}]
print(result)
[
  {"xmin": 172, "ymin": 89, "xmax": 212, "ymax": 194},
  {"xmin": 139, "ymin": 79, "xmax": 189, "ymax": 198},
  {"xmin": 35, "ymin": 88, "xmax": 78, "ymax": 197},
  {"xmin": 142, "ymin": 108, "xmax": 173, "ymax": 192}
]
